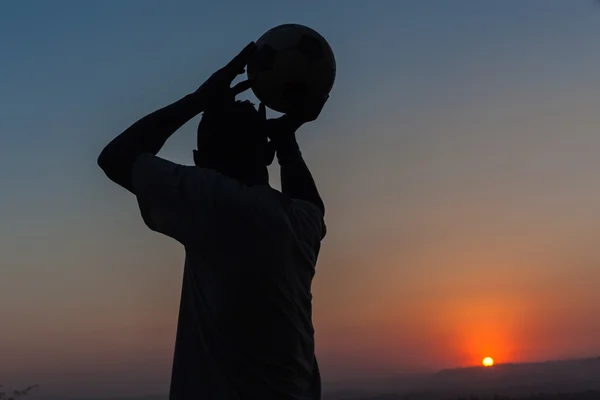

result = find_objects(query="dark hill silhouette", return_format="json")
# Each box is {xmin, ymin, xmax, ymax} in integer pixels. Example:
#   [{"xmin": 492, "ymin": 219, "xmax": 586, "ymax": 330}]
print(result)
[
  {"xmin": 324, "ymin": 356, "xmax": 600, "ymax": 400},
  {"xmin": 426, "ymin": 356, "xmax": 600, "ymax": 396}
]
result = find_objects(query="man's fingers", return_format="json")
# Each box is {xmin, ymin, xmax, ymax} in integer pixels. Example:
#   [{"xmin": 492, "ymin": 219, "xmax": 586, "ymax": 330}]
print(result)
[
  {"xmin": 231, "ymin": 79, "xmax": 253, "ymax": 96},
  {"xmin": 258, "ymin": 102, "xmax": 266, "ymax": 120},
  {"xmin": 225, "ymin": 41, "xmax": 257, "ymax": 77}
]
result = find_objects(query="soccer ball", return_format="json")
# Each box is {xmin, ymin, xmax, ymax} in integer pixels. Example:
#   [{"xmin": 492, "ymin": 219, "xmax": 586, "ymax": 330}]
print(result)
[{"xmin": 247, "ymin": 24, "xmax": 336, "ymax": 114}]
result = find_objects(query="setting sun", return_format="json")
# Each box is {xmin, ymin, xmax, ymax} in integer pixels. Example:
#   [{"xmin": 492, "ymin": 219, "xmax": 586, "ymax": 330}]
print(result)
[{"xmin": 482, "ymin": 357, "xmax": 494, "ymax": 367}]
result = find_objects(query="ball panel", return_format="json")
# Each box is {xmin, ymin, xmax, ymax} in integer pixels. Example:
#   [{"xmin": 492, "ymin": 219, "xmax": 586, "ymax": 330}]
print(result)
[
  {"xmin": 261, "ymin": 24, "xmax": 305, "ymax": 51},
  {"xmin": 296, "ymin": 34, "xmax": 326, "ymax": 63},
  {"xmin": 306, "ymin": 58, "xmax": 336, "ymax": 95},
  {"xmin": 249, "ymin": 68, "xmax": 289, "ymax": 113},
  {"xmin": 248, "ymin": 43, "xmax": 278, "ymax": 74},
  {"xmin": 271, "ymin": 48, "xmax": 310, "ymax": 81},
  {"xmin": 319, "ymin": 42, "xmax": 336, "ymax": 74},
  {"xmin": 296, "ymin": 26, "xmax": 337, "ymax": 76}
]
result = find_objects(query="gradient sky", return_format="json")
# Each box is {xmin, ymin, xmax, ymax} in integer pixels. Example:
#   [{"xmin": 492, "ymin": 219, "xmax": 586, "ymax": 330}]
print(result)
[{"xmin": 3, "ymin": 0, "xmax": 600, "ymax": 397}]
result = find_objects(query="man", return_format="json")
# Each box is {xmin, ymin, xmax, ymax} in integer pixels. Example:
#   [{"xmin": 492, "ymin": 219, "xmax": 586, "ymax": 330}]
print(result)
[{"xmin": 98, "ymin": 42, "xmax": 327, "ymax": 400}]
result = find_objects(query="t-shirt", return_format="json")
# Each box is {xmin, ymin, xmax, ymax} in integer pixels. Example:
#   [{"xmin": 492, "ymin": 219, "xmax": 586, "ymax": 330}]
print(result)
[{"xmin": 131, "ymin": 153, "xmax": 326, "ymax": 400}]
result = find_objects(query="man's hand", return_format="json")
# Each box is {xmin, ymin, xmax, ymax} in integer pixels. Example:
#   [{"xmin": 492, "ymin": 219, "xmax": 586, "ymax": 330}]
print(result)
[
  {"xmin": 257, "ymin": 93, "xmax": 327, "ymax": 216},
  {"xmin": 259, "ymin": 92, "xmax": 329, "ymax": 145},
  {"xmin": 196, "ymin": 41, "xmax": 257, "ymax": 112},
  {"xmin": 286, "ymin": 92, "xmax": 329, "ymax": 125}
]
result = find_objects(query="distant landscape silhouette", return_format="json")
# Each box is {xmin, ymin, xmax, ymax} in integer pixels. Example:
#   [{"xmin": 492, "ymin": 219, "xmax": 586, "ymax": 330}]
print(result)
[
  {"xmin": 8, "ymin": 356, "xmax": 600, "ymax": 400},
  {"xmin": 322, "ymin": 357, "xmax": 600, "ymax": 400},
  {"xmin": 0, "ymin": 385, "xmax": 38, "ymax": 400}
]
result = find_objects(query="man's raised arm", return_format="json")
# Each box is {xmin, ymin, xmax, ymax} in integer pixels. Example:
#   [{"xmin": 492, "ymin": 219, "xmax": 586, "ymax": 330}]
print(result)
[
  {"xmin": 97, "ymin": 93, "xmax": 204, "ymax": 193},
  {"xmin": 274, "ymin": 129, "xmax": 325, "ymax": 216},
  {"xmin": 261, "ymin": 96, "xmax": 327, "ymax": 216},
  {"xmin": 97, "ymin": 41, "xmax": 257, "ymax": 193}
]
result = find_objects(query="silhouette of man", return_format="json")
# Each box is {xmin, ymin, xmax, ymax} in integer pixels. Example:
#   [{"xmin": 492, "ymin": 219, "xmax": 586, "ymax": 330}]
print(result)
[{"xmin": 98, "ymin": 42, "xmax": 327, "ymax": 400}]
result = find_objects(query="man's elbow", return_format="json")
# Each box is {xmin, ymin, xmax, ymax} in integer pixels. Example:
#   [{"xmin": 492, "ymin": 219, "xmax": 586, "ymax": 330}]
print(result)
[
  {"xmin": 97, "ymin": 148, "xmax": 134, "ymax": 192},
  {"xmin": 97, "ymin": 148, "xmax": 118, "ymax": 180},
  {"xmin": 97, "ymin": 155, "xmax": 117, "ymax": 185},
  {"xmin": 97, "ymin": 148, "xmax": 109, "ymax": 173}
]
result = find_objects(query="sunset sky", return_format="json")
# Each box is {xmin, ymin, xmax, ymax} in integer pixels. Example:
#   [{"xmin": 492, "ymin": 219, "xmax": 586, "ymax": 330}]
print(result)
[{"xmin": 3, "ymin": 0, "xmax": 600, "ymax": 398}]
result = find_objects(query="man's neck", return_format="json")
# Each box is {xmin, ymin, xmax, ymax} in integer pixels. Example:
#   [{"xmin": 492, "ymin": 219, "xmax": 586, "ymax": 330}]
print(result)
[{"xmin": 196, "ymin": 162, "xmax": 269, "ymax": 187}]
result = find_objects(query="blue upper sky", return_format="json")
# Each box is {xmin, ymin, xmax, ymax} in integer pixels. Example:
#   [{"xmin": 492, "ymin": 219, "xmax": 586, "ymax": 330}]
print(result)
[{"xmin": 3, "ymin": 1, "xmax": 600, "ymax": 398}]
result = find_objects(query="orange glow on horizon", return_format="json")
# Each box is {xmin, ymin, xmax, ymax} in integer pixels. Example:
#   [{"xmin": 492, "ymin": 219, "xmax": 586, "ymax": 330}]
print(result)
[{"xmin": 482, "ymin": 356, "xmax": 494, "ymax": 367}]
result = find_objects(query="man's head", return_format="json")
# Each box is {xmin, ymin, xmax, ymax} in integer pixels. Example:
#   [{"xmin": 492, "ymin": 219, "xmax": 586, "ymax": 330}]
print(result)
[{"xmin": 193, "ymin": 100, "xmax": 275, "ymax": 186}]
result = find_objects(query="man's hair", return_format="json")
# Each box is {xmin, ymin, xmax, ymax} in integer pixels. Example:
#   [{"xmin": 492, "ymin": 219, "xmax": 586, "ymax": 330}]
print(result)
[
  {"xmin": 197, "ymin": 100, "xmax": 262, "ymax": 150},
  {"xmin": 195, "ymin": 100, "xmax": 274, "ymax": 183}
]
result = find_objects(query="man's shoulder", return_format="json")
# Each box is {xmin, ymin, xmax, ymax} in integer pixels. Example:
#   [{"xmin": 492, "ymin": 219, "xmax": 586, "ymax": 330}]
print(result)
[
  {"xmin": 132, "ymin": 154, "xmax": 229, "ymax": 192},
  {"xmin": 290, "ymin": 199, "xmax": 324, "ymax": 221},
  {"xmin": 287, "ymin": 199, "xmax": 326, "ymax": 240}
]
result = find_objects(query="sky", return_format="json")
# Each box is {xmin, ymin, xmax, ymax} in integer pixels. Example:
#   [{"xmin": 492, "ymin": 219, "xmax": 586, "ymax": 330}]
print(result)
[{"xmin": 2, "ymin": 0, "xmax": 600, "ymax": 397}]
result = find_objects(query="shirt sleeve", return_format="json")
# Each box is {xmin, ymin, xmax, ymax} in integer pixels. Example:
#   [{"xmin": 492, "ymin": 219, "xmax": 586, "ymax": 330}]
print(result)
[
  {"xmin": 292, "ymin": 199, "xmax": 327, "ymax": 242},
  {"xmin": 130, "ymin": 153, "xmax": 249, "ymax": 245}
]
